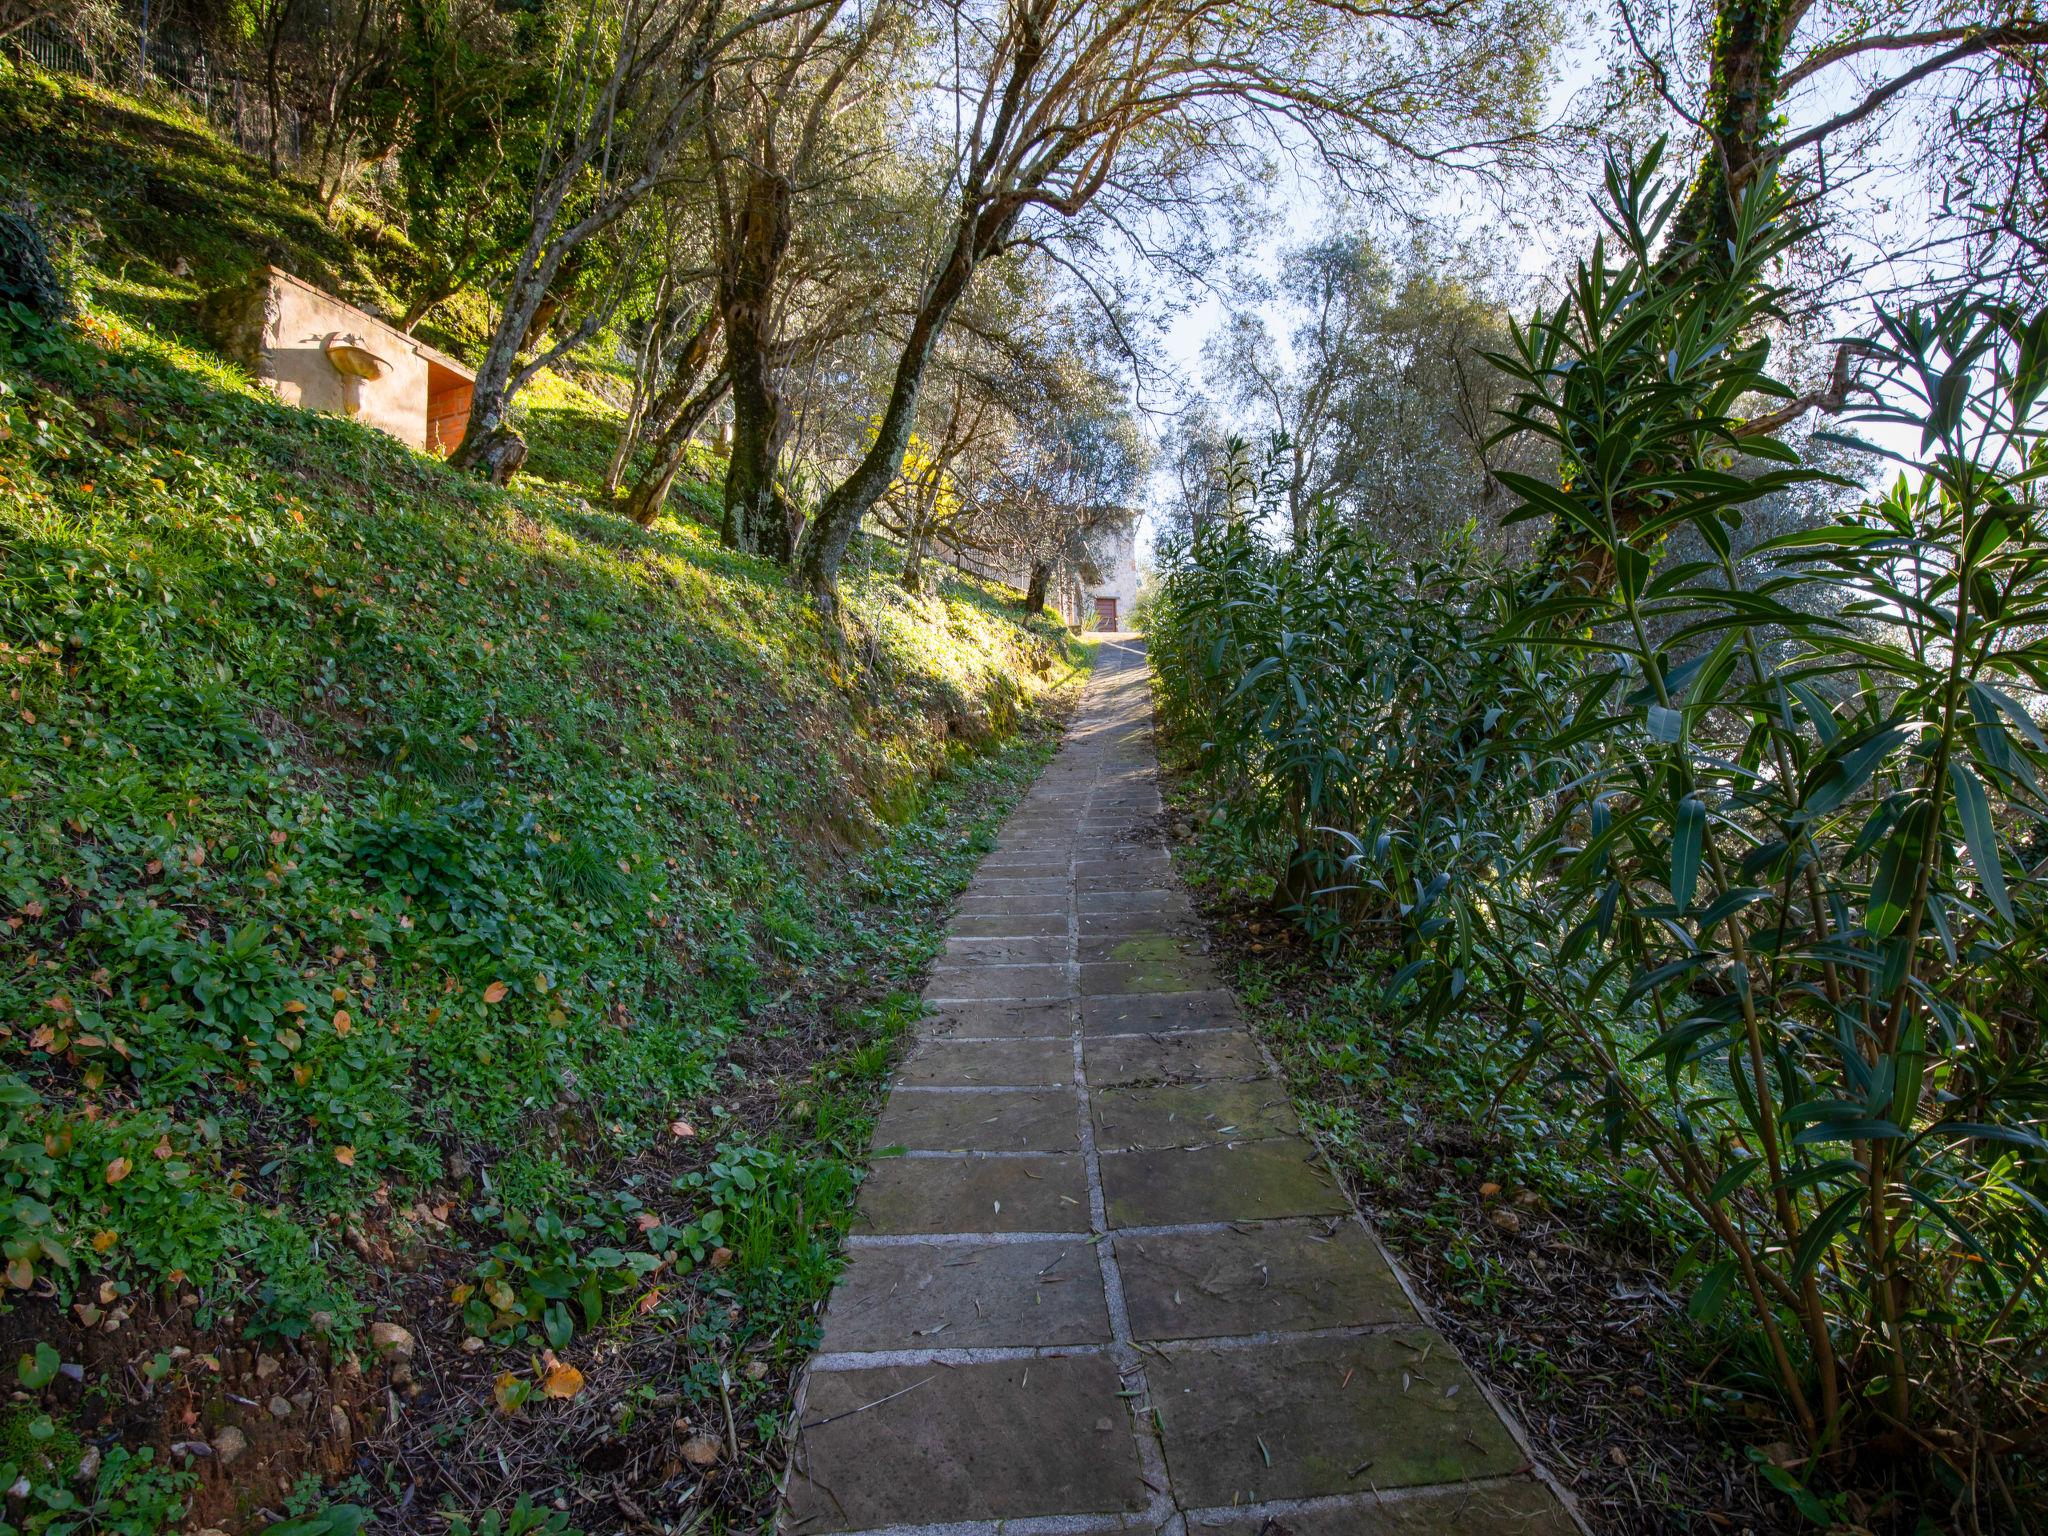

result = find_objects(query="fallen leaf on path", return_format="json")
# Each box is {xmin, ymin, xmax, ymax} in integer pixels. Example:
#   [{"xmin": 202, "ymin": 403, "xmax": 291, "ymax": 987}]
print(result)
[{"xmin": 542, "ymin": 1363, "xmax": 585, "ymax": 1399}]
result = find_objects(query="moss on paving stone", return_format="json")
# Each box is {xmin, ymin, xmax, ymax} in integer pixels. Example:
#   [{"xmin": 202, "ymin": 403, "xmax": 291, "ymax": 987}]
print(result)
[{"xmin": 1101, "ymin": 1139, "xmax": 1351, "ymax": 1227}]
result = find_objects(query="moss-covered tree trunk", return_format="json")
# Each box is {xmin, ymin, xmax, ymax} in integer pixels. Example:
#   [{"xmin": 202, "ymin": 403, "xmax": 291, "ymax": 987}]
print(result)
[
  {"xmin": 719, "ymin": 169, "xmax": 796, "ymax": 560},
  {"xmin": 1678, "ymin": 0, "xmax": 1809, "ymax": 265}
]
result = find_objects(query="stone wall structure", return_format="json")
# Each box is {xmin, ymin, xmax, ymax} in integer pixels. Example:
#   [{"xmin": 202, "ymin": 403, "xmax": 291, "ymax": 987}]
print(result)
[
  {"xmin": 1071, "ymin": 506, "xmax": 1140, "ymax": 630},
  {"xmin": 205, "ymin": 266, "xmax": 473, "ymax": 456}
]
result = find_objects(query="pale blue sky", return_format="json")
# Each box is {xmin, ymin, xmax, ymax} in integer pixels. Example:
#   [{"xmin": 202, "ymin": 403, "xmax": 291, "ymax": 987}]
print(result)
[{"xmin": 1130, "ymin": 11, "xmax": 1946, "ymax": 552}]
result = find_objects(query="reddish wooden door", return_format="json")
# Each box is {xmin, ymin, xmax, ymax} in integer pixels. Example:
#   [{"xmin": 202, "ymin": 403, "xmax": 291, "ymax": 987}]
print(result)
[{"xmin": 1094, "ymin": 597, "xmax": 1118, "ymax": 629}]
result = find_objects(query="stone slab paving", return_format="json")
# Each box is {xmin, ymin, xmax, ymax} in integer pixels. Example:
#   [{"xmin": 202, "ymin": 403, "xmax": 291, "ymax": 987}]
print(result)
[{"xmin": 781, "ymin": 636, "xmax": 1581, "ymax": 1536}]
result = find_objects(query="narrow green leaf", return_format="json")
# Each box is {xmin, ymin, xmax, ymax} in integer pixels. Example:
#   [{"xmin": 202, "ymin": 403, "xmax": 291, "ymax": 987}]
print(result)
[
  {"xmin": 1671, "ymin": 795, "xmax": 1704, "ymax": 914},
  {"xmin": 1787, "ymin": 1187, "xmax": 1865, "ymax": 1279},
  {"xmin": 1947, "ymin": 759, "xmax": 2011, "ymax": 921},
  {"xmin": 1687, "ymin": 1259, "xmax": 1737, "ymax": 1321},
  {"xmin": 1866, "ymin": 800, "xmax": 1930, "ymax": 940}
]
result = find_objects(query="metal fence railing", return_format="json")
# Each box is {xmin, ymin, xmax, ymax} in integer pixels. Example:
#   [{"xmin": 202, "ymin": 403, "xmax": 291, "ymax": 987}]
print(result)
[
  {"xmin": 6, "ymin": 16, "xmax": 91, "ymax": 77},
  {"xmin": 5, "ymin": 16, "xmax": 304, "ymax": 166}
]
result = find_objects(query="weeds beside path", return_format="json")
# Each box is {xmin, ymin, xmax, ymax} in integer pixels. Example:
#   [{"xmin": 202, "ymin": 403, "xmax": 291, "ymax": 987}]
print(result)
[{"xmin": 368, "ymin": 678, "xmax": 1086, "ymax": 1531}]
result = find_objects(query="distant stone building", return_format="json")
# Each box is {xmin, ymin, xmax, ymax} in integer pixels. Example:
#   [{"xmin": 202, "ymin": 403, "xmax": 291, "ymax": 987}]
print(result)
[
  {"xmin": 204, "ymin": 266, "xmax": 474, "ymax": 456},
  {"xmin": 943, "ymin": 505, "xmax": 1142, "ymax": 629},
  {"xmin": 1064, "ymin": 505, "xmax": 1141, "ymax": 630}
]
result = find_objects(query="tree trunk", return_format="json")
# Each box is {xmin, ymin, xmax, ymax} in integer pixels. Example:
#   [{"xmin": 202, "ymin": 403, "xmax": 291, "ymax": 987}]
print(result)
[
  {"xmin": 1533, "ymin": 0, "xmax": 1807, "ymax": 597},
  {"xmin": 622, "ymin": 369, "xmax": 730, "ymax": 527},
  {"xmin": 625, "ymin": 307, "xmax": 720, "ymax": 444},
  {"xmin": 1676, "ymin": 0, "xmax": 1807, "ymax": 263},
  {"xmin": 451, "ymin": 22, "xmax": 715, "ymax": 478},
  {"xmin": 795, "ymin": 209, "xmax": 1006, "ymax": 625},
  {"xmin": 719, "ymin": 376, "xmax": 787, "ymax": 554},
  {"xmin": 718, "ymin": 168, "xmax": 795, "ymax": 558},
  {"xmin": 1024, "ymin": 560, "xmax": 1051, "ymax": 617},
  {"xmin": 618, "ymin": 308, "xmax": 725, "ymax": 524},
  {"xmin": 520, "ymin": 245, "xmax": 584, "ymax": 355},
  {"xmin": 605, "ymin": 277, "xmax": 678, "ymax": 494},
  {"xmin": 451, "ymin": 231, "xmax": 552, "ymax": 471},
  {"xmin": 264, "ymin": 0, "xmax": 296, "ymax": 173},
  {"xmin": 312, "ymin": 0, "xmax": 379, "ymax": 205},
  {"xmin": 901, "ymin": 505, "xmax": 932, "ymax": 594},
  {"xmin": 465, "ymin": 427, "xmax": 529, "ymax": 486}
]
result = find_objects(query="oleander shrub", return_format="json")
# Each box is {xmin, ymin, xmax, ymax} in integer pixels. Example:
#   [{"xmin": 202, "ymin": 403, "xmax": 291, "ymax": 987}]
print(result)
[{"xmin": 1151, "ymin": 144, "xmax": 2048, "ymax": 1508}]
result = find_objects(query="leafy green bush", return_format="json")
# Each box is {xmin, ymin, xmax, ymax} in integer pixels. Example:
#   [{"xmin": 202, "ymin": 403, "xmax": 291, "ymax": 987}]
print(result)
[
  {"xmin": 1151, "ymin": 144, "xmax": 2048, "ymax": 1508},
  {"xmin": 1151, "ymin": 485, "xmax": 1526, "ymax": 950},
  {"xmin": 0, "ymin": 208, "xmax": 71, "ymax": 322}
]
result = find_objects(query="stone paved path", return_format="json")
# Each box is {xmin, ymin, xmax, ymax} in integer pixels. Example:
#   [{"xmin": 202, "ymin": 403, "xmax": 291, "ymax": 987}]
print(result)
[{"xmin": 782, "ymin": 638, "xmax": 1579, "ymax": 1535}]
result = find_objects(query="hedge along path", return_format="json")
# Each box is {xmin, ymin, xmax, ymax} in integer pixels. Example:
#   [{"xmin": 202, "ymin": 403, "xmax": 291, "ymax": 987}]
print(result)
[{"xmin": 780, "ymin": 637, "xmax": 1582, "ymax": 1535}]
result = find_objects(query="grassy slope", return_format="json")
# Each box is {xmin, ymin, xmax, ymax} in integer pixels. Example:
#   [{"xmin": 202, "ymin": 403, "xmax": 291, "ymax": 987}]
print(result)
[
  {"xmin": 0, "ymin": 63, "xmax": 1082, "ymax": 1533},
  {"xmin": 0, "ymin": 67, "xmax": 698, "ymax": 499}
]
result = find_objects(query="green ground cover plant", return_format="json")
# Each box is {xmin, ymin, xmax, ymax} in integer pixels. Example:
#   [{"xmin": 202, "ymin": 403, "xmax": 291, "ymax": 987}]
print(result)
[
  {"xmin": 1150, "ymin": 147, "xmax": 2048, "ymax": 1531},
  {"xmin": 0, "ymin": 58, "xmax": 1085, "ymax": 1531}
]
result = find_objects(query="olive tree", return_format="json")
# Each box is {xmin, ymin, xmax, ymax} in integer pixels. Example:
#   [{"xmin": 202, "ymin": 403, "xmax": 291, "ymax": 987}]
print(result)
[
  {"xmin": 877, "ymin": 261, "xmax": 1077, "ymax": 590},
  {"xmin": 1206, "ymin": 233, "xmax": 1547, "ymax": 554},
  {"xmin": 704, "ymin": 0, "xmax": 906, "ymax": 555},
  {"xmin": 974, "ymin": 355, "xmax": 1149, "ymax": 614},
  {"xmin": 451, "ymin": 0, "xmax": 833, "ymax": 482},
  {"xmin": 789, "ymin": 0, "xmax": 1562, "ymax": 624}
]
